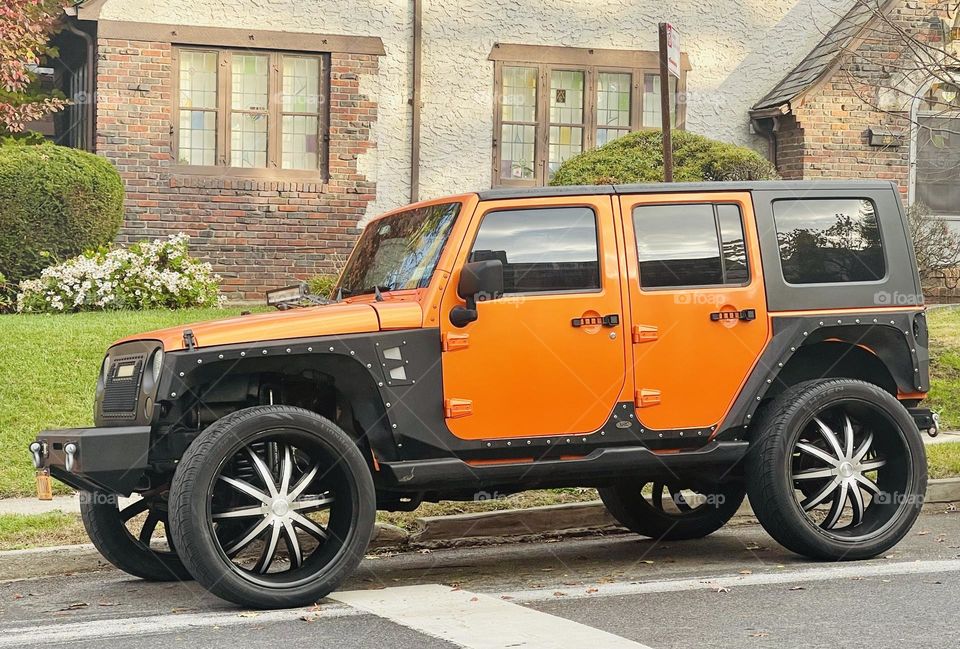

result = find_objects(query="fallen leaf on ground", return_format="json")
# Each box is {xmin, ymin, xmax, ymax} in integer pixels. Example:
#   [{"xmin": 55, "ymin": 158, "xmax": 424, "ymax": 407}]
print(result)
[
  {"xmin": 586, "ymin": 587, "xmax": 599, "ymax": 594},
  {"xmin": 738, "ymin": 570, "xmax": 753, "ymax": 575},
  {"xmin": 553, "ymin": 591, "xmax": 566, "ymax": 597},
  {"xmin": 60, "ymin": 602, "xmax": 88, "ymax": 611},
  {"xmin": 917, "ymin": 530, "xmax": 930, "ymax": 536},
  {"xmin": 750, "ymin": 632, "xmax": 769, "ymax": 638}
]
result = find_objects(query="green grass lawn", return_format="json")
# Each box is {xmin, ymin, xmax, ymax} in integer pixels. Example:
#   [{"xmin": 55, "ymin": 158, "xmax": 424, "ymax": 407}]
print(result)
[
  {"xmin": 0, "ymin": 308, "xmax": 265, "ymax": 498},
  {"xmin": 927, "ymin": 307, "xmax": 960, "ymax": 430}
]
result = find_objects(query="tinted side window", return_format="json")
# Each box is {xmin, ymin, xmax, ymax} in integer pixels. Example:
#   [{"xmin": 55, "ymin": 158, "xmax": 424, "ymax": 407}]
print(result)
[
  {"xmin": 772, "ymin": 199, "xmax": 885, "ymax": 284},
  {"xmin": 633, "ymin": 203, "xmax": 749, "ymax": 288},
  {"xmin": 469, "ymin": 206, "xmax": 600, "ymax": 293}
]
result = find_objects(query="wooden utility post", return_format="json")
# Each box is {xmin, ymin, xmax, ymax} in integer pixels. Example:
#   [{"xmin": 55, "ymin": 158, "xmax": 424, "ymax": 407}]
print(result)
[{"xmin": 658, "ymin": 22, "xmax": 680, "ymax": 183}]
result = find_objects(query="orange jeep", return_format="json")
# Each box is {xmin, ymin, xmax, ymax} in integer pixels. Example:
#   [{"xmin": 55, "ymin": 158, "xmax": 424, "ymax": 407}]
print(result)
[{"xmin": 33, "ymin": 180, "xmax": 934, "ymax": 608}]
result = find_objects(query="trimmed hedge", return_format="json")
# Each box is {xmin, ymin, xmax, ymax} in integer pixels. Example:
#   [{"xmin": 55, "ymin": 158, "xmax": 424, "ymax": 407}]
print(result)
[
  {"xmin": 0, "ymin": 143, "xmax": 124, "ymax": 289},
  {"xmin": 550, "ymin": 129, "xmax": 779, "ymax": 186}
]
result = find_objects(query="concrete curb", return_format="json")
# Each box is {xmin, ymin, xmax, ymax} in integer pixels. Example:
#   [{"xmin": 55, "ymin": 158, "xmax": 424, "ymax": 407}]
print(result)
[{"xmin": 4, "ymin": 478, "xmax": 960, "ymax": 581}]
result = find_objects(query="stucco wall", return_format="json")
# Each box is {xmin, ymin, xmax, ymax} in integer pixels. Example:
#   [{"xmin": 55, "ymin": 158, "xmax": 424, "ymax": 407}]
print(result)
[{"xmin": 99, "ymin": 0, "xmax": 855, "ymax": 218}]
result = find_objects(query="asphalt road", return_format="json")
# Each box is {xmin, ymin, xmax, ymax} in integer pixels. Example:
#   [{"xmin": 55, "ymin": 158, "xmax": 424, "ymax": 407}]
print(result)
[{"xmin": 3, "ymin": 507, "xmax": 960, "ymax": 648}]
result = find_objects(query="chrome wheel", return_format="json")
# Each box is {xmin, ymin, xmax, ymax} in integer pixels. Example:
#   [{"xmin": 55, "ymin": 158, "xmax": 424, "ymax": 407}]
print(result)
[
  {"xmin": 790, "ymin": 401, "xmax": 910, "ymax": 539},
  {"xmin": 210, "ymin": 437, "xmax": 350, "ymax": 586}
]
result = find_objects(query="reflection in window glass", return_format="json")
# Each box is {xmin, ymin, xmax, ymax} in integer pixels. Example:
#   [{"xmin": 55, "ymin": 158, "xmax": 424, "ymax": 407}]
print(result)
[
  {"xmin": 772, "ymin": 199, "xmax": 885, "ymax": 284},
  {"xmin": 717, "ymin": 204, "xmax": 748, "ymax": 283},
  {"xmin": 337, "ymin": 203, "xmax": 461, "ymax": 295},
  {"xmin": 635, "ymin": 204, "xmax": 720, "ymax": 287},
  {"xmin": 633, "ymin": 204, "xmax": 748, "ymax": 288},
  {"xmin": 470, "ymin": 207, "xmax": 599, "ymax": 293},
  {"xmin": 597, "ymin": 72, "xmax": 631, "ymax": 146}
]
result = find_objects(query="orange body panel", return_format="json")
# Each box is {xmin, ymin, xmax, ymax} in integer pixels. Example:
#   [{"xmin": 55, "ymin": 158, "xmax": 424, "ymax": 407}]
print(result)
[
  {"xmin": 115, "ymin": 301, "xmax": 380, "ymax": 351},
  {"xmin": 619, "ymin": 192, "xmax": 771, "ymax": 430},
  {"xmin": 437, "ymin": 195, "xmax": 628, "ymax": 439},
  {"xmin": 371, "ymin": 298, "xmax": 424, "ymax": 330}
]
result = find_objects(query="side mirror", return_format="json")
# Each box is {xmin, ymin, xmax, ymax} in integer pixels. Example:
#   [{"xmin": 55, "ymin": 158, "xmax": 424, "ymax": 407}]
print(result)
[{"xmin": 450, "ymin": 260, "xmax": 504, "ymax": 328}]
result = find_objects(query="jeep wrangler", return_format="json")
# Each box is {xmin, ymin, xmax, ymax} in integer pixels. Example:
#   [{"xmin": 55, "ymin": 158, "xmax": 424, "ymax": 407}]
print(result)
[{"xmin": 32, "ymin": 180, "xmax": 933, "ymax": 609}]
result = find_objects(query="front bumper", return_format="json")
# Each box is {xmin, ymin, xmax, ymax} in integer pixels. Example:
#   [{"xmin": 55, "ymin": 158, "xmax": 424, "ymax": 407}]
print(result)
[{"xmin": 31, "ymin": 426, "xmax": 151, "ymax": 496}]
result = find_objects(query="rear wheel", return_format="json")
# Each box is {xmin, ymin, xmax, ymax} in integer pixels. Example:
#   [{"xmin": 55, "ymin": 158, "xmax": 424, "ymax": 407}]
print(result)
[
  {"xmin": 80, "ymin": 488, "xmax": 191, "ymax": 581},
  {"xmin": 747, "ymin": 379, "xmax": 926, "ymax": 560},
  {"xmin": 168, "ymin": 406, "xmax": 376, "ymax": 609},
  {"xmin": 599, "ymin": 480, "xmax": 746, "ymax": 540}
]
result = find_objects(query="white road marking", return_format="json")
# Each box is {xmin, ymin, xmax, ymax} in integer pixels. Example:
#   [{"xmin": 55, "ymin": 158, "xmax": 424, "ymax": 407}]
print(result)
[
  {"xmin": 6, "ymin": 559, "xmax": 960, "ymax": 647},
  {"xmin": 0, "ymin": 605, "xmax": 360, "ymax": 647},
  {"xmin": 501, "ymin": 558, "xmax": 960, "ymax": 602},
  {"xmin": 333, "ymin": 583, "xmax": 652, "ymax": 649}
]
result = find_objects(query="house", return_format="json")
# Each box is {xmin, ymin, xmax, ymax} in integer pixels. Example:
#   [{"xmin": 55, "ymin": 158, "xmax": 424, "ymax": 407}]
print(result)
[{"xmin": 44, "ymin": 0, "xmax": 957, "ymax": 298}]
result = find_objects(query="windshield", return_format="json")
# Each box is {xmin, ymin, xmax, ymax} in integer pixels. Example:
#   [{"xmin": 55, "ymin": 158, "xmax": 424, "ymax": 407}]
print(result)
[{"xmin": 336, "ymin": 202, "xmax": 461, "ymax": 296}]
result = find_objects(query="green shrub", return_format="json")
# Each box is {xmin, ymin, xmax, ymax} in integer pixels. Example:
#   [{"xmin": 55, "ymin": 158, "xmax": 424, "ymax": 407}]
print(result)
[
  {"xmin": 307, "ymin": 274, "xmax": 338, "ymax": 298},
  {"xmin": 550, "ymin": 129, "xmax": 779, "ymax": 186},
  {"xmin": 17, "ymin": 233, "xmax": 223, "ymax": 313},
  {"xmin": 0, "ymin": 143, "xmax": 124, "ymax": 290}
]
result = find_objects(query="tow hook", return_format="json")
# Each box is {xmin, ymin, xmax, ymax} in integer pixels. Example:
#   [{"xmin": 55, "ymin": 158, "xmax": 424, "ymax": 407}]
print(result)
[
  {"xmin": 64, "ymin": 442, "xmax": 78, "ymax": 472},
  {"xmin": 29, "ymin": 442, "xmax": 42, "ymax": 469},
  {"xmin": 928, "ymin": 412, "xmax": 941, "ymax": 438}
]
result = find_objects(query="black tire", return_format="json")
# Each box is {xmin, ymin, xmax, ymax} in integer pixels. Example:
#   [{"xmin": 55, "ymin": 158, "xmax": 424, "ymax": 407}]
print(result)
[
  {"xmin": 599, "ymin": 480, "xmax": 746, "ymax": 540},
  {"xmin": 746, "ymin": 379, "xmax": 927, "ymax": 561},
  {"xmin": 80, "ymin": 489, "xmax": 192, "ymax": 581},
  {"xmin": 168, "ymin": 406, "xmax": 376, "ymax": 609}
]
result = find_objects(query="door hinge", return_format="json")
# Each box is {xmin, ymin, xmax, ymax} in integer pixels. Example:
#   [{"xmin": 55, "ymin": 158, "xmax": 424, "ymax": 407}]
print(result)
[
  {"xmin": 635, "ymin": 389, "xmax": 661, "ymax": 408},
  {"xmin": 631, "ymin": 324, "xmax": 658, "ymax": 343},
  {"xmin": 444, "ymin": 398, "xmax": 473, "ymax": 418},
  {"xmin": 442, "ymin": 332, "xmax": 470, "ymax": 352}
]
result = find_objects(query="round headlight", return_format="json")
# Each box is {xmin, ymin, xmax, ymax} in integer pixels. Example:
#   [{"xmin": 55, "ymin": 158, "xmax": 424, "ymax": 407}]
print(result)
[{"xmin": 151, "ymin": 349, "xmax": 164, "ymax": 383}]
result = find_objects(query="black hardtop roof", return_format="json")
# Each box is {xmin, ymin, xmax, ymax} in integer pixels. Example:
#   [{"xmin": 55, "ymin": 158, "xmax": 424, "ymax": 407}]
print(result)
[{"xmin": 477, "ymin": 180, "xmax": 898, "ymax": 202}]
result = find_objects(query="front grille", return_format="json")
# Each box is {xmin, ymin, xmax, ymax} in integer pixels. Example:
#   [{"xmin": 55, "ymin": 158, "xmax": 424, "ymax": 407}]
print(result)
[{"xmin": 101, "ymin": 354, "xmax": 145, "ymax": 418}]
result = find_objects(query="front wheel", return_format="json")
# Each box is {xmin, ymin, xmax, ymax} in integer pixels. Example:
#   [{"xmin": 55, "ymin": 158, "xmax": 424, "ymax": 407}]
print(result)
[
  {"xmin": 168, "ymin": 406, "xmax": 376, "ymax": 609},
  {"xmin": 80, "ymin": 488, "xmax": 191, "ymax": 581},
  {"xmin": 747, "ymin": 379, "xmax": 927, "ymax": 561}
]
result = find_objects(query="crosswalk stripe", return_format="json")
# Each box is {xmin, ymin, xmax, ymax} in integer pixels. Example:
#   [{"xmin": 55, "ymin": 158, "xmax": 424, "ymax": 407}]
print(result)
[{"xmin": 333, "ymin": 583, "xmax": 653, "ymax": 649}]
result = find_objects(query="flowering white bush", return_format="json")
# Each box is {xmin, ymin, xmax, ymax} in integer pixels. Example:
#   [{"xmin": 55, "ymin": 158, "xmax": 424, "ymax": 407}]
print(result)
[{"xmin": 16, "ymin": 233, "xmax": 224, "ymax": 313}]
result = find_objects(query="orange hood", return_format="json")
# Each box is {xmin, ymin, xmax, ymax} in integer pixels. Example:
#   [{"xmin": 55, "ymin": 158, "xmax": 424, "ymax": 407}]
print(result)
[{"xmin": 114, "ymin": 300, "xmax": 424, "ymax": 351}]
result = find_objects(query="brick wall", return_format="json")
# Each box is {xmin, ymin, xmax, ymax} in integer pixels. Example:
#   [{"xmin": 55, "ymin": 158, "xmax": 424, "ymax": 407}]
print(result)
[
  {"xmin": 95, "ymin": 39, "xmax": 378, "ymax": 299},
  {"xmin": 770, "ymin": 0, "xmax": 960, "ymax": 300}
]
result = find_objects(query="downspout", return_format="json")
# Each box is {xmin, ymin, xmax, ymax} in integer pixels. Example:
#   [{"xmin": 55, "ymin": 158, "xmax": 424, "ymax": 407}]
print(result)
[
  {"xmin": 409, "ymin": 0, "xmax": 422, "ymax": 203},
  {"xmin": 751, "ymin": 115, "xmax": 780, "ymax": 171}
]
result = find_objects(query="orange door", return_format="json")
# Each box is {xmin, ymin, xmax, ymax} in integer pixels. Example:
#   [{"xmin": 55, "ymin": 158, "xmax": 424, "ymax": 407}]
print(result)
[
  {"xmin": 439, "ymin": 196, "xmax": 627, "ymax": 440},
  {"xmin": 619, "ymin": 193, "xmax": 770, "ymax": 431}
]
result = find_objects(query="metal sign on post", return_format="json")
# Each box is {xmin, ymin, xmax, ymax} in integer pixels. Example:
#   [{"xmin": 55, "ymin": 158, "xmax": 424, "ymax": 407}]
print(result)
[{"xmin": 658, "ymin": 22, "xmax": 680, "ymax": 182}]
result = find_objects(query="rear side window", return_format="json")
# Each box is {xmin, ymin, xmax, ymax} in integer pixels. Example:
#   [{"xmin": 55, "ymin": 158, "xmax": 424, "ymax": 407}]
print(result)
[
  {"xmin": 469, "ymin": 206, "xmax": 600, "ymax": 293},
  {"xmin": 772, "ymin": 198, "xmax": 885, "ymax": 284},
  {"xmin": 632, "ymin": 203, "xmax": 749, "ymax": 289}
]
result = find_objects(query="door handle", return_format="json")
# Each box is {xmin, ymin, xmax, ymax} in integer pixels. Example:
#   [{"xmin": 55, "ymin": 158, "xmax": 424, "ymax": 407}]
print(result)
[
  {"xmin": 572, "ymin": 314, "xmax": 620, "ymax": 328},
  {"xmin": 710, "ymin": 309, "xmax": 756, "ymax": 322}
]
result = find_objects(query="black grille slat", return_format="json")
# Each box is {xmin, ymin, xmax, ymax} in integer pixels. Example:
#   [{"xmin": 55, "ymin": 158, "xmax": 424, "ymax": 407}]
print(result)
[{"xmin": 102, "ymin": 355, "xmax": 145, "ymax": 416}]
